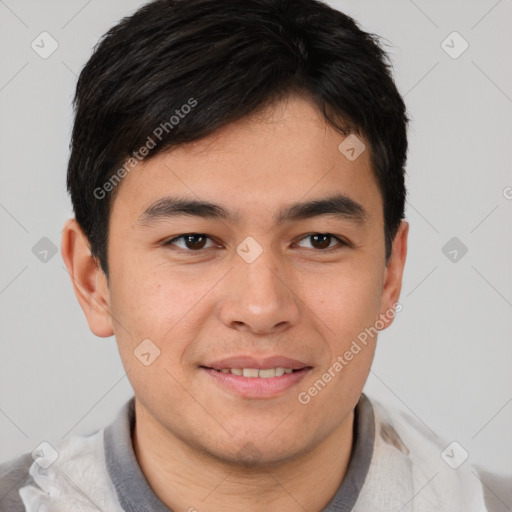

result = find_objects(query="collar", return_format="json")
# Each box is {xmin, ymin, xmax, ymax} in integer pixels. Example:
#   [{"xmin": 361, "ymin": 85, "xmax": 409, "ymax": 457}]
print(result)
[{"xmin": 103, "ymin": 394, "xmax": 375, "ymax": 512}]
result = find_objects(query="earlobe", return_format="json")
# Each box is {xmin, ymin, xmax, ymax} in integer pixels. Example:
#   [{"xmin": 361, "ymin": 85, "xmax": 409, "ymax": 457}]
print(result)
[
  {"xmin": 61, "ymin": 218, "xmax": 114, "ymax": 338},
  {"xmin": 377, "ymin": 220, "xmax": 409, "ymax": 330}
]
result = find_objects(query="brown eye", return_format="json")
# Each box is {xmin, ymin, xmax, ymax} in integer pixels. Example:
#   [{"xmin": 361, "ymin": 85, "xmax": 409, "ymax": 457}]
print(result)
[
  {"xmin": 164, "ymin": 234, "xmax": 215, "ymax": 251},
  {"xmin": 296, "ymin": 233, "xmax": 346, "ymax": 250},
  {"xmin": 183, "ymin": 234, "xmax": 207, "ymax": 249},
  {"xmin": 310, "ymin": 234, "xmax": 331, "ymax": 249}
]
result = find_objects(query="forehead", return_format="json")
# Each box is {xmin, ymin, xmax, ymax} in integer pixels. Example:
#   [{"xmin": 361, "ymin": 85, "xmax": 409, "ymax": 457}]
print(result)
[{"xmin": 111, "ymin": 95, "xmax": 382, "ymax": 227}]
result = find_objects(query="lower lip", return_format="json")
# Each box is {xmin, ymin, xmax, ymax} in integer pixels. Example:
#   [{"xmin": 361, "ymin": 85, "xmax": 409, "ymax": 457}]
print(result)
[{"xmin": 201, "ymin": 367, "xmax": 311, "ymax": 399}]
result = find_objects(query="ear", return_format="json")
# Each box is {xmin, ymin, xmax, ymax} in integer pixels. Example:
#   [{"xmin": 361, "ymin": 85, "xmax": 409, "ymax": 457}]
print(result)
[
  {"xmin": 61, "ymin": 218, "xmax": 114, "ymax": 338},
  {"xmin": 377, "ymin": 220, "xmax": 409, "ymax": 329}
]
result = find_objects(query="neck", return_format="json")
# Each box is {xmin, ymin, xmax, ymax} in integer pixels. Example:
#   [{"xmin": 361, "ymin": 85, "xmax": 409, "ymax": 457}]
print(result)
[{"xmin": 132, "ymin": 401, "xmax": 355, "ymax": 512}]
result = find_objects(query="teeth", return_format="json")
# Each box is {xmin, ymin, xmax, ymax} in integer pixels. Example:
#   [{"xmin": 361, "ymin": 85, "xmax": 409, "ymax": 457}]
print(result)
[
  {"xmin": 243, "ymin": 368, "xmax": 260, "ymax": 378},
  {"xmin": 215, "ymin": 367, "xmax": 298, "ymax": 378}
]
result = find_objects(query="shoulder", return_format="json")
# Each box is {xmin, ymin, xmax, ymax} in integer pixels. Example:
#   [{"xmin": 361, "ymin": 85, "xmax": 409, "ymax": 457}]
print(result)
[
  {"xmin": 477, "ymin": 469, "xmax": 512, "ymax": 512},
  {"xmin": 0, "ymin": 453, "xmax": 34, "ymax": 512},
  {"xmin": 364, "ymin": 396, "xmax": 510, "ymax": 511},
  {"xmin": 0, "ymin": 428, "xmax": 122, "ymax": 512}
]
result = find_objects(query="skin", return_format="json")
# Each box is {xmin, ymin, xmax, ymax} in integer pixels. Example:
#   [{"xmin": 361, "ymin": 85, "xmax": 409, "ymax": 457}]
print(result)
[{"xmin": 61, "ymin": 94, "xmax": 408, "ymax": 512}]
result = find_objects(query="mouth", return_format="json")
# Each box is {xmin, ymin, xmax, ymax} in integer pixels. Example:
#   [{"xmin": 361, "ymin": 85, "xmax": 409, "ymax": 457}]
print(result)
[
  {"xmin": 202, "ymin": 367, "xmax": 306, "ymax": 378},
  {"xmin": 199, "ymin": 366, "xmax": 313, "ymax": 399}
]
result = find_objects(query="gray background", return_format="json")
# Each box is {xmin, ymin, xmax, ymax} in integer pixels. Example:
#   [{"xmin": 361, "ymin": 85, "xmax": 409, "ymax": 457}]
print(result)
[{"xmin": 1, "ymin": 0, "xmax": 511, "ymax": 477}]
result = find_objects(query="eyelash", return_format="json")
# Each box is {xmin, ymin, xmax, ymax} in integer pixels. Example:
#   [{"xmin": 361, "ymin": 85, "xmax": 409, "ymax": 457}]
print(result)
[{"xmin": 162, "ymin": 233, "xmax": 350, "ymax": 253}]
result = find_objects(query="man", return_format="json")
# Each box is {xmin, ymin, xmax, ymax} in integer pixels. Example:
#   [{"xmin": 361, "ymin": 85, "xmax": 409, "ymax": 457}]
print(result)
[{"xmin": 0, "ymin": 0, "xmax": 509, "ymax": 510}]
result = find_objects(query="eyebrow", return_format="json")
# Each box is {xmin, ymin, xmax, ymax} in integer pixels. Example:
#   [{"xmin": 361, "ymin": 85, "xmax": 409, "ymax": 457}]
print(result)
[{"xmin": 136, "ymin": 194, "xmax": 368, "ymax": 227}]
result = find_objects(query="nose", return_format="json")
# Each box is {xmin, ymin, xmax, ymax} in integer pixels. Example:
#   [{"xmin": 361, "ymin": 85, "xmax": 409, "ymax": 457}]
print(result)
[{"xmin": 218, "ymin": 249, "xmax": 301, "ymax": 336}]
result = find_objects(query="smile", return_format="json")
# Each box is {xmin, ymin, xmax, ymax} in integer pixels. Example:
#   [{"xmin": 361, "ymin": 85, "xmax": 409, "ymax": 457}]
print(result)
[
  {"xmin": 201, "ymin": 366, "xmax": 311, "ymax": 398},
  {"xmin": 212, "ymin": 367, "xmax": 297, "ymax": 378}
]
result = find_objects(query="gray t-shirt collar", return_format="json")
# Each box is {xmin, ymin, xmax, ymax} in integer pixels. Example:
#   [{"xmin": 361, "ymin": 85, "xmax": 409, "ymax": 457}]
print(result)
[{"xmin": 104, "ymin": 394, "xmax": 375, "ymax": 512}]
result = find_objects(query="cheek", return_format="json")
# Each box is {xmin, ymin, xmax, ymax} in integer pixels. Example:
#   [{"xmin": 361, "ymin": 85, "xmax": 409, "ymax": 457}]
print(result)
[
  {"xmin": 301, "ymin": 271, "xmax": 381, "ymax": 415},
  {"xmin": 107, "ymin": 271, "xmax": 205, "ymax": 402},
  {"xmin": 111, "ymin": 264, "xmax": 185, "ymax": 328},
  {"xmin": 108, "ymin": 266, "xmax": 216, "ymax": 362},
  {"xmin": 307, "ymin": 263, "xmax": 383, "ymax": 350}
]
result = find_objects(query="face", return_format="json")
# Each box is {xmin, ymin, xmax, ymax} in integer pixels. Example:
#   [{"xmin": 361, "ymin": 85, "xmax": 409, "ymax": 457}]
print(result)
[{"xmin": 64, "ymin": 95, "xmax": 408, "ymax": 466}]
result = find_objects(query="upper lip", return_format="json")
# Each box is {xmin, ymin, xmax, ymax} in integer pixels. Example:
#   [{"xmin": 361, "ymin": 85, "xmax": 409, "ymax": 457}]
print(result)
[{"xmin": 203, "ymin": 356, "xmax": 311, "ymax": 370}]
